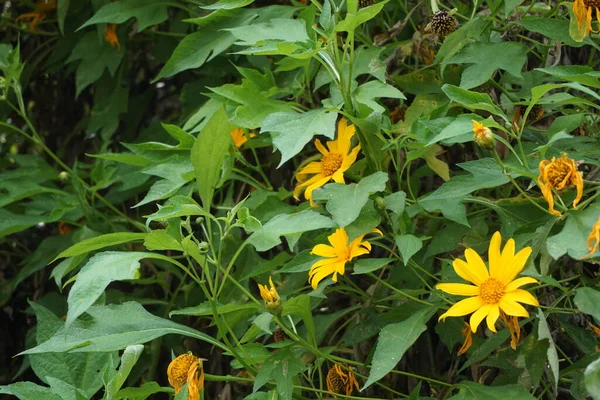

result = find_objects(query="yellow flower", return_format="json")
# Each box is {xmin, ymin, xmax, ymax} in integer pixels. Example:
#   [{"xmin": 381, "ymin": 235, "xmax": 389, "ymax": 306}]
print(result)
[
  {"xmin": 471, "ymin": 120, "xmax": 494, "ymax": 148},
  {"xmin": 308, "ymin": 227, "xmax": 381, "ymax": 290},
  {"xmin": 573, "ymin": 0, "xmax": 600, "ymax": 38},
  {"xmin": 457, "ymin": 322, "xmax": 472, "ymax": 356},
  {"xmin": 167, "ymin": 352, "xmax": 204, "ymax": 400},
  {"xmin": 538, "ymin": 154, "xmax": 584, "ymax": 216},
  {"xmin": 230, "ymin": 128, "xmax": 255, "ymax": 148},
  {"xmin": 16, "ymin": 0, "xmax": 56, "ymax": 30},
  {"xmin": 582, "ymin": 217, "xmax": 600, "ymax": 259},
  {"xmin": 293, "ymin": 119, "xmax": 361, "ymax": 207},
  {"xmin": 326, "ymin": 364, "xmax": 359, "ymax": 397},
  {"xmin": 436, "ymin": 231, "xmax": 539, "ymax": 333},
  {"xmin": 104, "ymin": 24, "xmax": 120, "ymax": 50},
  {"xmin": 258, "ymin": 276, "xmax": 281, "ymax": 313}
]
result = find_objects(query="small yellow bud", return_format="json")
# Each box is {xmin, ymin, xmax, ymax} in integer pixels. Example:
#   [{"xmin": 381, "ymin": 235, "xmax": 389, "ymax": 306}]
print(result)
[
  {"xmin": 472, "ymin": 120, "xmax": 495, "ymax": 149},
  {"xmin": 258, "ymin": 277, "xmax": 282, "ymax": 314}
]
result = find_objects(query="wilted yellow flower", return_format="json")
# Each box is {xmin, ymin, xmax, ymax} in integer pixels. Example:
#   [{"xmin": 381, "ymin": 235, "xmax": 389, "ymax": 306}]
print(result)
[
  {"xmin": 582, "ymin": 217, "xmax": 600, "ymax": 259},
  {"xmin": 308, "ymin": 227, "xmax": 381, "ymax": 290},
  {"xmin": 501, "ymin": 312, "xmax": 521, "ymax": 350},
  {"xmin": 437, "ymin": 232, "xmax": 539, "ymax": 333},
  {"xmin": 167, "ymin": 353, "xmax": 204, "ymax": 400},
  {"xmin": 15, "ymin": 0, "xmax": 56, "ymax": 30},
  {"xmin": 573, "ymin": 0, "xmax": 600, "ymax": 38},
  {"xmin": 472, "ymin": 120, "xmax": 495, "ymax": 148},
  {"xmin": 538, "ymin": 154, "xmax": 584, "ymax": 216},
  {"xmin": 326, "ymin": 364, "xmax": 359, "ymax": 397},
  {"xmin": 457, "ymin": 322, "xmax": 472, "ymax": 355},
  {"xmin": 230, "ymin": 128, "xmax": 255, "ymax": 148},
  {"xmin": 293, "ymin": 119, "xmax": 361, "ymax": 207},
  {"xmin": 258, "ymin": 276, "xmax": 281, "ymax": 313},
  {"xmin": 104, "ymin": 24, "xmax": 120, "ymax": 50}
]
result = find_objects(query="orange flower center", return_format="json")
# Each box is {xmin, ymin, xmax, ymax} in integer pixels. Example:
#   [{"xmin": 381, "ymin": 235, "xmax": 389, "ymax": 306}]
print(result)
[
  {"xmin": 546, "ymin": 159, "xmax": 573, "ymax": 189},
  {"xmin": 321, "ymin": 153, "xmax": 343, "ymax": 176},
  {"xmin": 479, "ymin": 278, "xmax": 504, "ymax": 304}
]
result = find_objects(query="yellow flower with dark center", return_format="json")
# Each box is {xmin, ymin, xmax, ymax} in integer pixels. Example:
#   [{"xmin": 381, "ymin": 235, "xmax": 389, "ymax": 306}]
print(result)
[
  {"xmin": 573, "ymin": 0, "xmax": 600, "ymax": 38},
  {"xmin": 326, "ymin": 364, "xmax": 359, "ymax": 397},
  {"xmin": 230, "ymin": 128, "xmax": 256, "ymax": 148},
  {"xmin": 258, "ymin": 276, "xmax": 281, "ymax": 313},
  {"xmin": 293, "ymin": 119, "xmax": 361, "ymax": 207},
  {"xmin": 471, "ymin": 120, "xmax": 494, "ymax": 148},
  {"xmin": 582, "ymin": 217, "xmax": 600, "ymax": 259},
  {"xmin": 436, "ymin": 232, "xmax": 539, "ymax": 333},
  {"xmin": 308, "ymin": 227, "xmax": 381, "ymax": 290},
  {"xmin": 457, "ymin": 322, "xmax": 472, "ymax": 355},
  {"xmin": 104, "ymin": 24, "xmax": 120, "ymax": 50},
  {"xmin": 167, "ymin": 353, "xmax": 204, "ymax": 400},
  {"xmin": 538, "ymin": 154, "xmax": 584, "ymax": 216},
  {"xmin": 16, "ymin": 0, "xmax": 56, "ymax": 30}
]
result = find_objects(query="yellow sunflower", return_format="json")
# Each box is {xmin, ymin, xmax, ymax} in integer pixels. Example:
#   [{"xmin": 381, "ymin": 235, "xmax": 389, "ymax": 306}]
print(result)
[
  {"xmin": 230, "ymin": 128, "xmax": 255, "ymax": 148},
  {"xmin": 308, "ymin": 227, "xmax": 380, "ymax": 290},
  {"xmin": 573, "ymin": 0, "xmax": 600, "ymax": 38},
  {"xmin": 293, "ymin": 119, "xmax": 361, "ymax": 207},
  {"xmin": 437, "ymin": 231, "xmax": 539, "ymax": 333}
]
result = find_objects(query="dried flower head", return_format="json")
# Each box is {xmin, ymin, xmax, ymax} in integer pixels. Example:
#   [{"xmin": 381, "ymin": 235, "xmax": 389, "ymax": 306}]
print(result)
[
  {"xmin": 359, "ymin": 0, "xmax": 377, "ymax": 7},
  {"xmin": 511, "ymin": 104, "xmax": 544, "ymax": 131},
  {"xmin": 537, "ymin": 154, "xmax": 584, "ymax": 216},
  {"xmin": 457, "ymin": 322, "xmax": 473, "ymax": 355},
  {"xmin": 581, "ymin": 217, "xmax": 600, "ymax": 259},
  {"xmin": 167, "ymin": 352, "xmax": 204, "ymax": 400},
  {"xmin": 437, "ymin": 232, "xmax": 539, "ymax": 333},
  {"xmin": 426, "ymin": 10, "xmax": 458, "ymax": 38},
  {"xmin": 326, "ymin": 364, "xmax": 359, "ymax": 397},
  {"xmin": 104, "ymin": 24, "xmax": 120, "ymax": 50},
  {"xmin": 15, "ymin": 0, "xmax": 56, "ymax": 30},
  {"xmin": 501, "ymin": 311, "xmax": 521, "ymax": 350}
]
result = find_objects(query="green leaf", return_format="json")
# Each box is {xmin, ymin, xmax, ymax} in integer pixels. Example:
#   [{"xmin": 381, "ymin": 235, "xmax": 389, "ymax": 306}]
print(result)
[
  {"xmin": 352, "ymin": 258, "xmax": 394, "ymax": 274},
  {"xmin": 448, "ymin": 381, "xmax": 536, "ymax": 400},
  {"xmin": 191, "ymin": 106, "xmax": 235, "ymax": 209},
  {"xmin": 448, "ymin": 42, "xmax": 527, "ymax": 89},
  {"xmin": 144, "ymin": 196, "xmax": 209, "ymax": 226},
  {"xmin": 574, "ymin": 288, "xmax": 600, "ymax": 322},
  {"xmin": 144, "ymin": 230, "xmax": 183, "ymax": 251},
  {"xmin": 546, "ymin": 204, "xmax": 600, "ymax": 259},
  {"xmin": 201, "ymin": 0, "xmax": 254, "ymax": 9},
  {"xmin": 442, "ymin": 84, "xmax": 506, "ymax": 118},
  {"xmin": 354, "ymin": 81, "xmax": 405, "ymax": 113},
  {"xmin": 79, "ymin": 0, "xmax": 169, "ymax": 31},
  {"xmin": 228, "ymin": 18, "xmax": 309, "ymax": 45},
  {"xmin": 523, "ymin": 334, "xmax": 549, "ymax": 389},
  {"xmin": 585, "ymin": 357, "xmax": 600, "ymax": 399},
  {"xmin": 247, "ymin": 209, "xmax": 335, "ymax": 252},
  {"xmin": 155, "ymin": 12, "xmax": 256, "ymax": 80},
  {"xmin": 537, "ymin": 309, "xmax": 559, "ymax": 391},
  {"xmin": 0, "ymin": 382, "xmax": 61, "ymax": 400},
  {"xmin": 170, "ymin": 301, "xmax": 261, "ymax": 317},
  {"xmin": 105, "ymin": 345, "xmax": 144, "ymax": 400},
  {"xmin": 54, "ymin": 232, "xmax": 148, "ymax": 261},
  {"xmin": 459, "ymin": 328, "xmax": 510, "ymax": 371},
  {"xmin": 537, "ymin": 65, "xmax": 600, "ymax": 89},
  {"xmin": 66, "ymin": 251, "xmax": 147, "ymax": 324},
  {"xmin": 517, "ymin": 17, "xmax": 588, "ymax": 48},
  {"xmin": 566, "ymin": 2, "xmax": 586, "ymax": 43},
  {"xmin": 312, "ymin": 172, "xmax": 388, "ymax": 227},
  {"xmin": 20, "ymin": 302, "xmax": 225, "ymax": 354},
  {"xmin": 260, "ymin": 109, "xmax": 337, "ymax": 166},
  {"xmin": 115, "ymin": 382, "xmax": 172, "ymax": 400},
  {"xmin": 394, "ymin": 234, "xmax": 423, "ymax": 265},
  {"xmin": 282, "ymin": 295, "xmax": 316, "ymax": 345},
  {"xmin": 363, "ymin": 307, "xmax": 437, "ymax": 389},
  {"xmin": 57, "ymin": 0, "xmax": 70, "ymax": 34},
  {"xmin": 46, "ymin": 377, "xmax": 88, "ymax": 400},
  {"xmin": 253, "ymin": 347, "xmax": 307, "ymax": 399},
  {"xmin": 335, "ymin": 0, "xmax": 389, "ymax": 32},
  {"xmin": 504, "ymin": 0, "xmax": 524, "ymax": 16}
]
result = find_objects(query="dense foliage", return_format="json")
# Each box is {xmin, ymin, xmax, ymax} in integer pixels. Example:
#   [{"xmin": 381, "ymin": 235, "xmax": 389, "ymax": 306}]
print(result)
[{"xmin": 1, "ymin": 0, "xmax": 600, "ymax": 399}]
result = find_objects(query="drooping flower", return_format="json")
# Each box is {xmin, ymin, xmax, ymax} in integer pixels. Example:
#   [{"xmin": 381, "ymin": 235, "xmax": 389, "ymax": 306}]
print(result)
[
  {"xmin": 258, "ymin": 276, "xmax": 281, "ymax": 313},
  {"xmin": 472, "ymin": 120, "xmax": 494, "ymax": 149},
  {"xmin": 436, "ymin": 231, "xmax": 539, "ymax": 333},
  {"xmin": 457, "ymin": 322, "xmax": 473, "ymax": 355},
  {"xmin": 230, "ymin": 128, "xmax": 255, "ymax": 148},
  {"xmin": 104, "ymin": 24, "xmax": 120, "ymax": 50},
  {"xmin": 326, "ymin": 364, "xmax": 359, "ymax": 397},
  {"xmin": 15, "ymin": 0, "xmax": 56, "ymax": 30},
  {"xmin": 582, "ymin": 217, "xmax": 600, "ymax": 259},
  {"xmin": 308, "ymin": 227, "xmax": 381, "ymax": 290},
  {"xmin": 538, "ymin": 154, "xmax": 584, "ymax": 216},
  {"xmin": 293, "ymin": 119, "xmax": 361, "ymax": 207},
  {"xmin": 167, "ymin": 353, "xmax": 205, "ymax": 400},
  {"xmin": 573, "ymin": 0, "xmax": 600, "ymax": 38},
  {"xmin": 501, "ymin": 312, "xmax": 521, "ymax": 350}
]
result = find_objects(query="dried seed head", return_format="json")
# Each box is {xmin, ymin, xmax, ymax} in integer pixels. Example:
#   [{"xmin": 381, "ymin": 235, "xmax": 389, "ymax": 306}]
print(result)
[
  {"xmin": 426, "ymin": 11, "xmax": 458, "ymax": 38},
  {"xmin": 359, "ymin": 0, "xmax": 377, "ymax": 7}
]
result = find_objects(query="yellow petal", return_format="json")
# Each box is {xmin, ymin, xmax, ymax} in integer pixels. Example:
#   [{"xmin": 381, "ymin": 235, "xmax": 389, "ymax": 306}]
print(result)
[
  {"xmin": 315, "ymin": 139, "xmax": 329, "ymax": 156},
  {"xmin": 503, "ymin": 289, "xmax": 539, "ymax": 306},
  {"xmin": 452, "ymin": 258, "xmax": 484, "ymax": 286},
  {"xmin": 311, "ymin": 244, "xmax": 337, "ymax": 258},
  {"xmin": 328, "ymin": 228, "xmax": 349, "ymax": 249},
  {"xmin": 488, "ymin": 232, "xmax": 502, "ymax": 277},
  {"xmin": 469, "ymin": 304, "xmax": 492, "ymax": 333},
  {"xmin": 438, "ymin": 296, "xmax": 482, "ymax": 321},
  {"xmin": 436, "ymin": 283, "xmax": 480, "ymax": 296},
  {"xmin": 464, "ymin": 248, "xmax": 490, "ymax": 283},
  {"xmin": 504, "ymin": 277, "xmax": 538, "ymax": 292},
  {"xmin": 304, "ymin": 175, "xmax": 332, "ymax": 206},
  {"xmin": 499, "ymin": 246, "xmax": 532, "ymax": 285},
  {"xmin": 498, "ymin": 298, "xmax": 529, "ymax": 317},
  {"xmin": 486, "ymin": 304, "xmax": 500, "ymax": 333}
]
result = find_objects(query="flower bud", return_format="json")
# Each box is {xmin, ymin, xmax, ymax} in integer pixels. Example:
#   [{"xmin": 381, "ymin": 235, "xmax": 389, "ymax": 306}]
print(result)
[
  {"xmin": 198, "ymin": 241, "xmax": 210, "ymax": 253},
  {"xmin": 374, "ymin": 196, "xmax": 386, "ymax": 210},
  {"xmin": 471, "ymin": 120, "xmax": 495, "ymax": 149}
]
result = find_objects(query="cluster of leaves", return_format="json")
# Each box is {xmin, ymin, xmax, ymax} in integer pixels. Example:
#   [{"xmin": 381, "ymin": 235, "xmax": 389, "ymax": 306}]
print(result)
[{"xmin": 1, "ymin": 0, "xmax": 599, "ymax": 399}]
